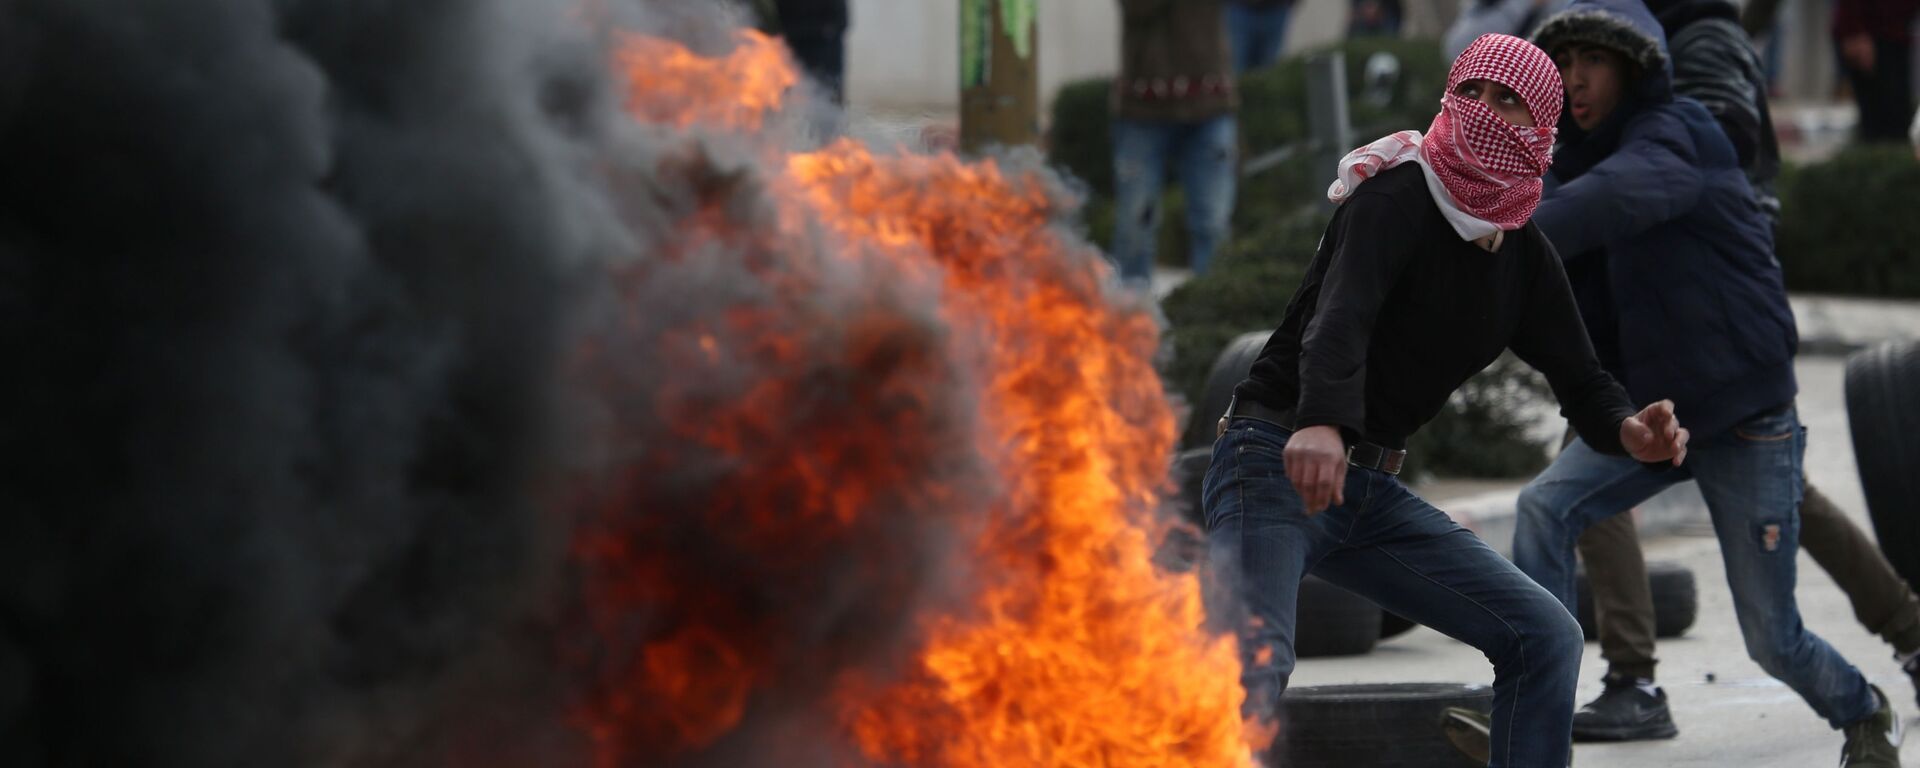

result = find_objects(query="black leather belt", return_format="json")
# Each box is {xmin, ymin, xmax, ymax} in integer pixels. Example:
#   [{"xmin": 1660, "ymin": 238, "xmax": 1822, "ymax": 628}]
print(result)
[{"xmin": 1216, "ymin": 395, "xmax": 1408, "ymax": 476}]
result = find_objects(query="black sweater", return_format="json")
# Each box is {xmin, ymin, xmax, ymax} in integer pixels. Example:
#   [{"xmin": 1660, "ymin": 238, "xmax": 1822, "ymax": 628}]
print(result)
[{"xmin": 1235, "ymin": 164, "xmax": 1636, "ymax": 453}]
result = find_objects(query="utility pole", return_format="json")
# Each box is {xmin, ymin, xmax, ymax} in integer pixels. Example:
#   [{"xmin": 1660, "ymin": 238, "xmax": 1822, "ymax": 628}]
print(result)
[
  {"xmin": 959, "ymin": 0, "xmax": 1039, "ymax": 153},
  {"xmin": 1305, "ymin": 51, "xmax": 1352, "ymax": 212}
]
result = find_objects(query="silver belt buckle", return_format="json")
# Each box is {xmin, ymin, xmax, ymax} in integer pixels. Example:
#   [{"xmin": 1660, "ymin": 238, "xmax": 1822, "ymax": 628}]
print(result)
[{"xmin": 1216, "ymin": 395, "xmax": 1236, "ymax": 438}]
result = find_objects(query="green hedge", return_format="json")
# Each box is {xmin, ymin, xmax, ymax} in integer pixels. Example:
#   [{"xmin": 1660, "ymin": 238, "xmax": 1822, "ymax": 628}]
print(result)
[
  {"xmin": 1049, "ymin": 77, "xmax": 1117, "ymax": 197},
  {"xmin": 1159, "ymin": 210, "xmax": 1324, "ymax": 408},
  {"xmin": 1778, "ymin": 145, "xmax": 1920, "ymax": 298},
  {"xmin": 1401, "ymin": 354, "xmax": 1552, "ymax": 480}
]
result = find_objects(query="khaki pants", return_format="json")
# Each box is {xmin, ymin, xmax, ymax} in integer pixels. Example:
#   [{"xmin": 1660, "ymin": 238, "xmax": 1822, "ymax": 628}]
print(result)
[{"xmin": 1581, "ymin": 482, "xmax": 1920, "ymax": 679}]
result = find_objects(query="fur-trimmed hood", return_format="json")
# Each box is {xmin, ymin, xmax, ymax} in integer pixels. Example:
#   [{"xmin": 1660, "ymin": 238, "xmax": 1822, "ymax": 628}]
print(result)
[
  {"xmin": 1532, "ymin": 0, "xmax": 1671, "ymax": 89},
  {"xmin": 1533, "ymin": 0, "xmax": 1675, "ymax": 180}
]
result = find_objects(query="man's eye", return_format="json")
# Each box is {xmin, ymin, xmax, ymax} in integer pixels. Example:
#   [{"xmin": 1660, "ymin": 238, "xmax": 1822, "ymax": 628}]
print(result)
[{"xmin": 1500, "ymin": 93, "xmax": 1520, "ymax": 104}]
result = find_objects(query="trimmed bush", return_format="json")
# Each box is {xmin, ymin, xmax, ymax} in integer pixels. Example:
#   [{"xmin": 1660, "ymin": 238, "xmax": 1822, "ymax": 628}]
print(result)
[
  {"xmin": 1777, "ymin": 145, "xmax": 1920, "ymax": 298},
  {"xmin": 1048, "ymin": 77, "xmax": 1115, "ymax": 197},
  {"xmin": 1400, "ymin": 353, "xmax": 1553, "ymax": 481},
  {"xmin": 1160, "ymin": 210, "xmax": 1323, "ymax": 408}
]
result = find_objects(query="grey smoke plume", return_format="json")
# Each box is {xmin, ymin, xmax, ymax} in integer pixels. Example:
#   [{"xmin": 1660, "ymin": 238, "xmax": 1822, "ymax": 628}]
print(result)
[{"xmin": 0, "ymin": 1, "xmax": 1007, "ymax": 766}]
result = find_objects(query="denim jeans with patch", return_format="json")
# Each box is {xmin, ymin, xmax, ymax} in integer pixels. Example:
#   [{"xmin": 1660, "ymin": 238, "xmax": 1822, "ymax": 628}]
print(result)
[
  {"xmin": 1513, "ymin": 403, "xmax": 1879, "ymax": 729},
  {"xmin": 1203, "ymin": 419, "xmax": 1582, "ymax": 767},
  {"xmin": 1109, "ymin": 115, "xmax": 1237, "ymax": 285}
]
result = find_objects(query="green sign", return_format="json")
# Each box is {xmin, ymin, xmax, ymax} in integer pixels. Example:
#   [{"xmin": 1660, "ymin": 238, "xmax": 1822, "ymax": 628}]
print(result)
[{"xmin": 961, "ymin": 0, "xmax": 1036, "ymax": 89}]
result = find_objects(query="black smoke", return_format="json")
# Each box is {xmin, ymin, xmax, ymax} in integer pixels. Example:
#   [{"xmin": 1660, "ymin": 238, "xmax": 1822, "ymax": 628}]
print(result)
[
  {"xmin": 0, "ymin": 0, "xmax": 625, "ymax": 764},
  {"xmin": 0, "ymin": 1, "xmax": 1003, "ymax": 766}
]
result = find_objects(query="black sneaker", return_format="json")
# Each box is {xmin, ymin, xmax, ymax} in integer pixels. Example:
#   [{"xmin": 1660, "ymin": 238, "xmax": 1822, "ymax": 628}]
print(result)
[
  {"xmin": 1570, "ymin": 674, "xmax": 1678, "ymax": 742},
  {"xmin": 1840, "ymin": 685, "xmax": 1902, "ymax": 768}
]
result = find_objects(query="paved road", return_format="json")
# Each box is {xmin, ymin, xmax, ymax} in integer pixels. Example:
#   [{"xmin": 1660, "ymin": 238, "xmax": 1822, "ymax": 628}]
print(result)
[{"xmin": 1288, "ymin": 355, "xmax": 1920, "ymax": 766}]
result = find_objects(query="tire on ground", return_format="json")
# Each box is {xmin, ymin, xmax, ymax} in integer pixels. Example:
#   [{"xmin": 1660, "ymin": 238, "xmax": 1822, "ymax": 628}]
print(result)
[
  {"xmin": 1273, "ymin": 682, "xmax": 1493, "ymax": 768},
  {"xmin": 1182, "ymin": 330, "xmax": 1275, "ymax": 450},
  {"xmin": 1573, "ymin": 560, "xmax": 1698, "ymax": 640},
  {"xmin": 1295, "ymin": 575, "xmax": 1382, "ymax": 658},
  {"xmin": 1379, "ymin": 610, "xmax": 1418, "ymax": 640},
  {"xmin": 1845, "ymin": 340, "xmax": 1920, "ymax": 594}
]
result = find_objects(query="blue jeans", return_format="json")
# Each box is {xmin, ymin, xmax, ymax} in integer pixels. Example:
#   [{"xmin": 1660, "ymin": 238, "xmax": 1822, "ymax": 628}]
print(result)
[
  {"xmin": 1110, "ymin": 115, "xmax": 1237, "ymax": 283},
  {"xmin": 1227, "ymin": 3, "xmax": 1292, "ymax": 74},
  {"xmin": 1513, "ymin": 404, "xmax": 1878, "ymax": 729},
  {"xmin": 1204, "ymin": 419, "xmax": 1581, "ymax": 768}
]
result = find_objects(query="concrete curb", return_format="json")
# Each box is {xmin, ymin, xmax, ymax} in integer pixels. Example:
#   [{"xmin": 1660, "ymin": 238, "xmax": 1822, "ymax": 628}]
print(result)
[{"xmin": 1789, "ymin": 294, "xmax": 1920, "ymax": 354}]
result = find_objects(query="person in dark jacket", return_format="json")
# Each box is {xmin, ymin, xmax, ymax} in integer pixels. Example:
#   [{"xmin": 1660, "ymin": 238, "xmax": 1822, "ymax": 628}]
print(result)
[
  {"xmin": 772, "ymin": 0, "xmax": 849, "ymax": 104},
  {"xmin": 1562, "ymin": 0, "xmax": 1920, "ymax": 742},
  {"xmin": 1203, "ymin": 34, "xmax": 1689, "ymax": 767},
  {"xmin": 1508, "ymin": 1, "xmax": 1903, "ymax": 764},
  {"xmin": 1650, "ymin": 0, "xmax": 1778, "ymax": 218},
  {"xmin": 1442, "ymin": 0, "xmax": 1567, "ymax": 61},
  {"xmin": 1110, "ymin": 0, "xmax": 1238, "ymax": 284},
  {"xmin": 1347, "ymin": 0, "xmax": 1403, "ymax": 37},
  {"xmin": 1834, "ymin": 0, "xmax": 1918, "ymax": 143}
]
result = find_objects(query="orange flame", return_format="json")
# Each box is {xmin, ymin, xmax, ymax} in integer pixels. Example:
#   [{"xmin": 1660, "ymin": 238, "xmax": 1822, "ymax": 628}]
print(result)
[
  {"xmin": 614, "ymin": 29, "xmax": 796, "ymax": 131},
  {"xmin": 581, "ymin": 26, "xmax": 1255, "ymax": 768}
]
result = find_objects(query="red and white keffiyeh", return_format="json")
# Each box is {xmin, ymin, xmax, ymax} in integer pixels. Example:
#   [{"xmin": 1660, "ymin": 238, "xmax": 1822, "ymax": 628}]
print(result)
[{"xmin": 1326, "ymin": 34, "xmax": 1563, "ymax": 238}]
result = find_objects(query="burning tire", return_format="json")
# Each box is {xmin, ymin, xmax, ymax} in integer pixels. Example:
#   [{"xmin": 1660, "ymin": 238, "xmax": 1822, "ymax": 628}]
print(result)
[
  {"xmin": 1573, "ymin": 560, "xmax": 1698, "ymax": 640},
  {"xmin": 1273, "ymin": 682, "xmax": 1493, "ymax": 767},
  {"xmin": 1845, "ymin": 340, "xmax": 1920, "ymax": 593}
]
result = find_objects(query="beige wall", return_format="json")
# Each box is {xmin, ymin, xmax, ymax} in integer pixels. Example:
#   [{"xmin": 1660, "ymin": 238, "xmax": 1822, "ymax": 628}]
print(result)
[
  {"xmin": 844, "ymin": 0, "xmax": 1363, "ymax": 115},
  {"xmin": 843, "ymin": 0, "xmax": 1835, "ymax": 115},
  {"xmin": 845, "ymin": 1, "xmax": 1118, "ymax": 114}
]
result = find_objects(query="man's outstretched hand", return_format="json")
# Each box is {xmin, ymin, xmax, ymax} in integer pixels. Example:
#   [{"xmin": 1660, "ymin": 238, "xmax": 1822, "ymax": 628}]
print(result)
[{"xmin": 1621, "ymin": 399, "xmax": 1689, "ymax": 466}]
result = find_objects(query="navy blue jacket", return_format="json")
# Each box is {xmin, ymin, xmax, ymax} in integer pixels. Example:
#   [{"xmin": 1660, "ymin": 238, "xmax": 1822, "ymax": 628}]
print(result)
[{"xmin": 1531, "ymin": 0, "xmax": 1796, "ymax": 442}]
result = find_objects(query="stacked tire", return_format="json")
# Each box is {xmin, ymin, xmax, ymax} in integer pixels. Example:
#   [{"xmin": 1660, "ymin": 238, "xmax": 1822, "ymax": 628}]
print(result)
[
  {"xmin": 1844, "ymin": 340, "xmax": 1920, "ymax": 594},
  {"xmin": 1573, "ymin": 561, "xmax": 1698, "ymax": 640},
  {"xmin": 1273, "ymin": 683, "xmax": 1493, "ymax": 767}
]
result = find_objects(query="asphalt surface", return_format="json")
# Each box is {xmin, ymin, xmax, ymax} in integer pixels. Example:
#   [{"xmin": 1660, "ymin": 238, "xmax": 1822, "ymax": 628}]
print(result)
[{"xmin": 1287, "ymin": 355, "xmax": 1920, "ymax": 767}]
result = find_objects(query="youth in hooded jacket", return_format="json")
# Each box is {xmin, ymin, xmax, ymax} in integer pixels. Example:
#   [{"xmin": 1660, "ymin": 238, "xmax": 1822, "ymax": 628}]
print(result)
[
  {"xmin": 1203, "ymin": 34, "xmax": 1688, "ymax": 768},
  {"xmin": 1552, "ymin": 0, "xmax": 1920, "ymax": 747},
  {"xmin": 1510, "ymin": 1, "xmax": 1905, "ymax": 764}
]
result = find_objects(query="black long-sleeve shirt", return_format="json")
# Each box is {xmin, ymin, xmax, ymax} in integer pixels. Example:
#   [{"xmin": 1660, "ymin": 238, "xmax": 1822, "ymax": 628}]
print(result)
[{"xmin": 1235, "ymin": 163, "xmax": 1636, "ymax": 453}]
